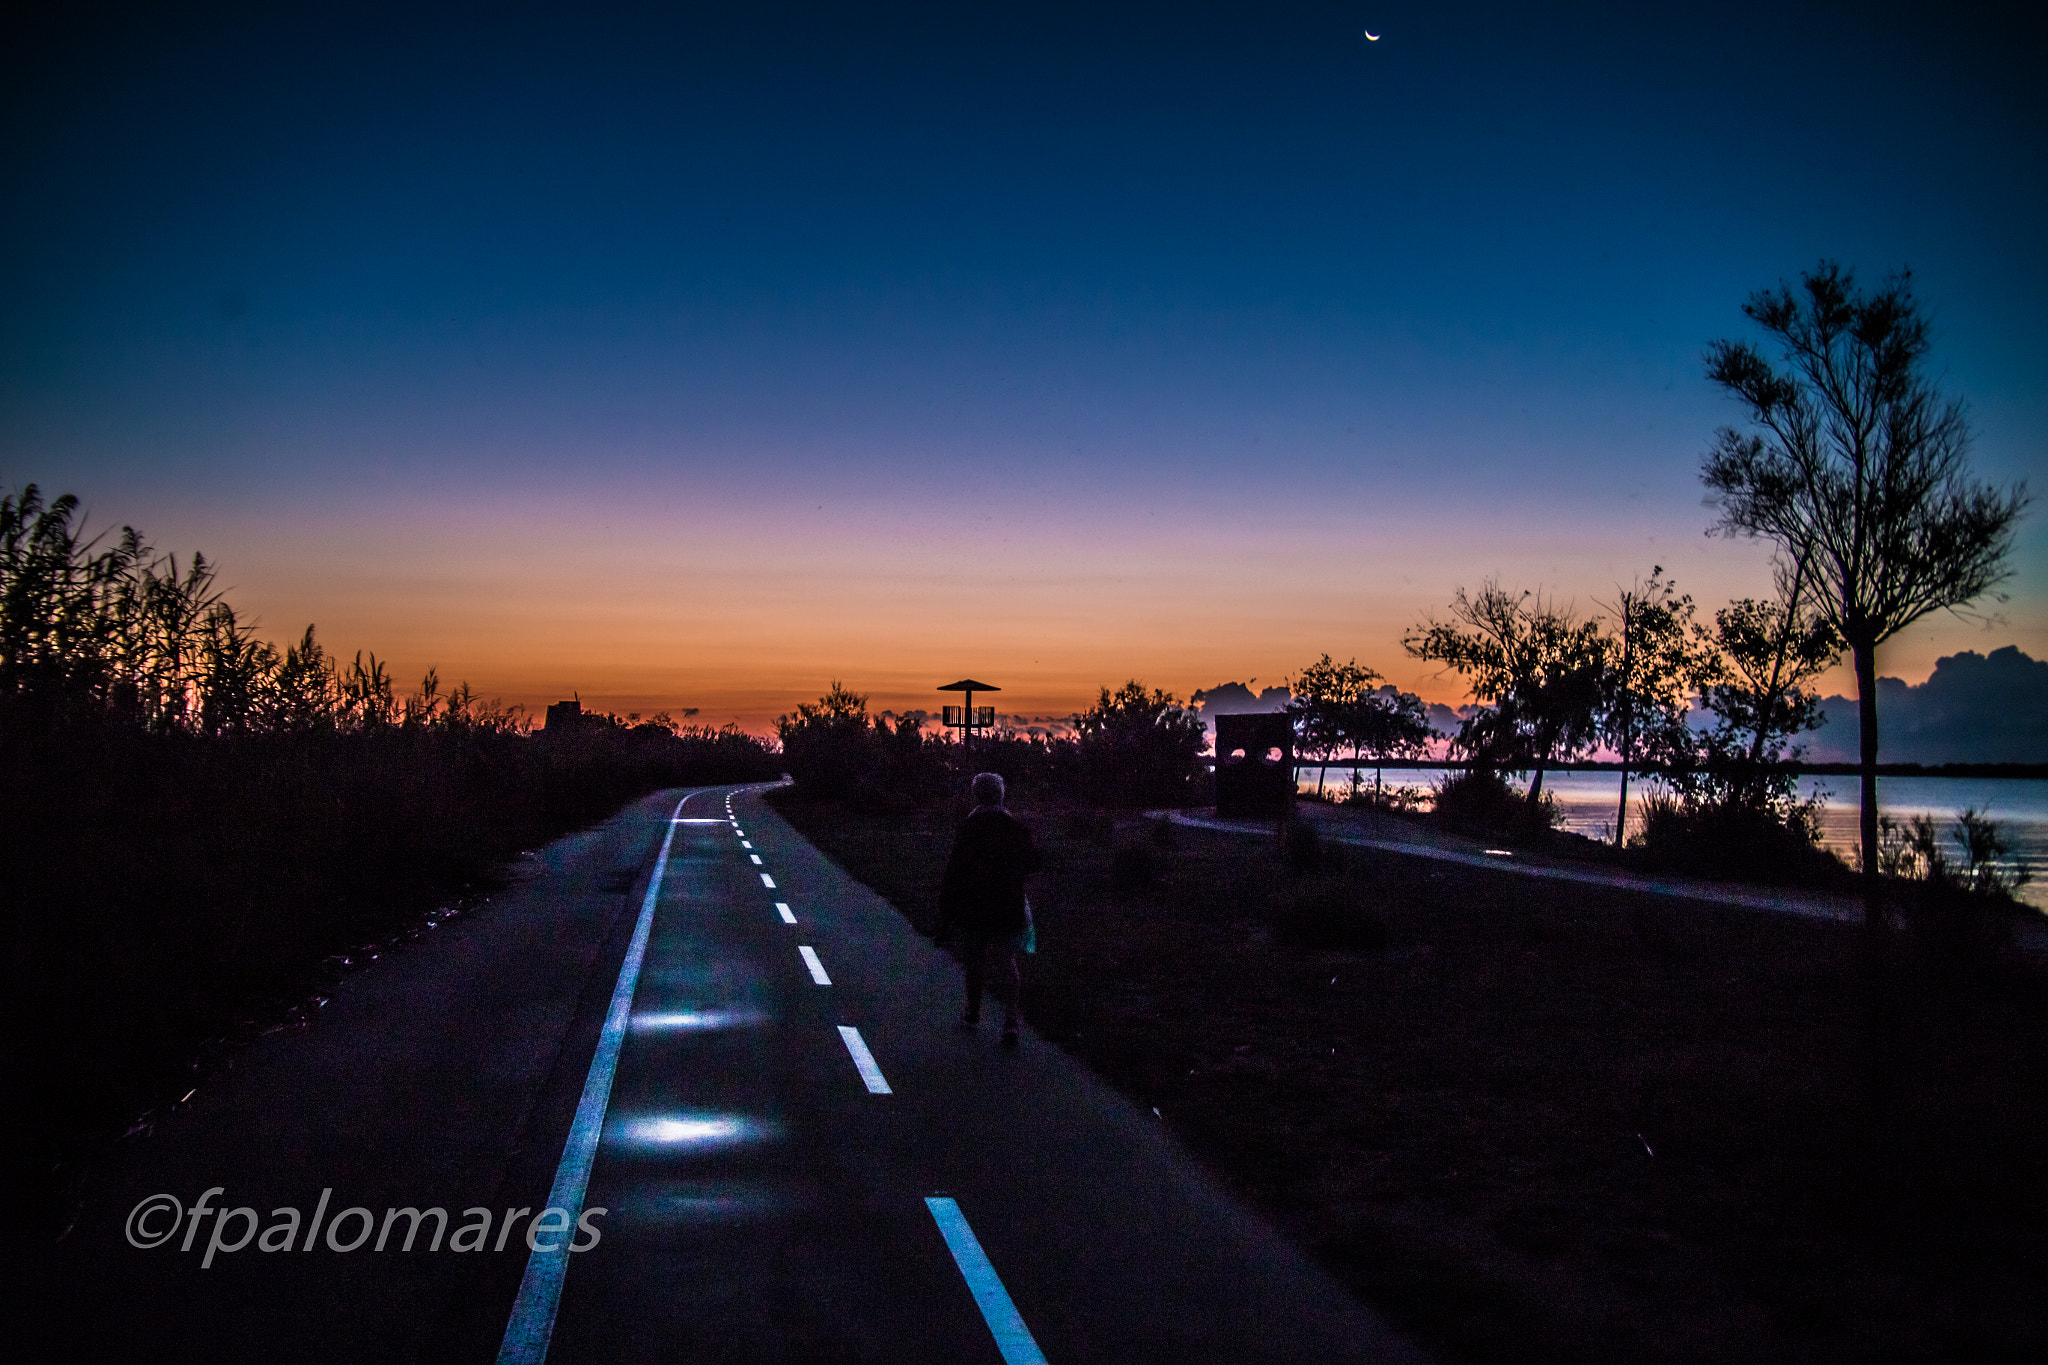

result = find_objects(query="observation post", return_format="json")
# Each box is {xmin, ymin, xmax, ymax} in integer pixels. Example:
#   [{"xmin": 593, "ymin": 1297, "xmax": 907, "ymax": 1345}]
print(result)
[{"xmin": 937, "ymin": 678, "xmax": 999, "ymax": 759}]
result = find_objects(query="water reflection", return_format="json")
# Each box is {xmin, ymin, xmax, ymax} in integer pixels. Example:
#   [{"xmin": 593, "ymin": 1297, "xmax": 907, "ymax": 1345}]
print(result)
[{"xmin": 1295, "ymin": 767, "xmax": 2046, "ymax": 909}]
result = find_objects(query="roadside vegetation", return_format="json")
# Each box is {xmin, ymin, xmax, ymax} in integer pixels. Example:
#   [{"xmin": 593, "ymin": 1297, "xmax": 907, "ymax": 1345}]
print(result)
[{"xmin": 1, "ymin": 485, "xmax": 779, "ymax": 1230}]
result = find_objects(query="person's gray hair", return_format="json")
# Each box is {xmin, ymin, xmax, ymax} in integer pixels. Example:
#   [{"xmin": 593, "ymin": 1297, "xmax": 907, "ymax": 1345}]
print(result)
[{"xmin": 971, "ymin": 772, "xmax": 1006, "ymax": 807}]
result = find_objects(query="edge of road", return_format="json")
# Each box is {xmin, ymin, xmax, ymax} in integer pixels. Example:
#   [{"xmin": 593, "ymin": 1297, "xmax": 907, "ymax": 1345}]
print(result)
[{"xmin": 1157, "ymin": 807, "xmax": 1868, "ymax": 922}]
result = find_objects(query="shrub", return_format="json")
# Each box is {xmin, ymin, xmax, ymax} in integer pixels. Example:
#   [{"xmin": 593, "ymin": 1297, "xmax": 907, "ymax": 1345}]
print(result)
[
  {"xmin": 1, "ymin": 485, "xmax": 787, "ymax": 1224},
  {"xmin": 775, "ymin": 681, "xmax": 877, "ymax": 798},
  {"xmin": 1430, "ymin": 768, "xmax": 1559, "ymax": 836},
  {"xmin": 1875, "ymin": 808, "xmax": 2035, "ymax": 970},
  {"xmin": 1073, "ymin": 681, "xmax": 1208, "ymax": 808},
  {"xmin": 1881, "ymin": 807, "xmax": 2033, "ymax": 901},
  {"xmin": 975, "ymin": 728, "xmax": 1081, "ymax": 800},
  {"xmin": 1631, "ymin": 789, "xmax": 1841, "ymax": 886}
]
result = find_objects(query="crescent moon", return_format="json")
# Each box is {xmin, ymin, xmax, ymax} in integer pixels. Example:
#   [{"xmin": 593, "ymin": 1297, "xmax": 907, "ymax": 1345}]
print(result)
[{"xmin": 1363, "ymin": 30, "xmax": 1380, "ymax": 40}]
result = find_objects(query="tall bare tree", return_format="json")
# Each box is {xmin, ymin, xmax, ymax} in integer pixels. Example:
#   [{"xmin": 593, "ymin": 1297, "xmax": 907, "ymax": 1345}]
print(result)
[{"xmin": 1702, "ymin": 262, "xmax": 2028, "ymax": 922}]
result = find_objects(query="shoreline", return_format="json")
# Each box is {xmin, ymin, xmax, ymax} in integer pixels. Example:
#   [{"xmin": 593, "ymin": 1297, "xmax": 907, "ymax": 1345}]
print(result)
[{"xmin": 1265, "ymin": 759, "xmax": 2048, "ymax": 779}]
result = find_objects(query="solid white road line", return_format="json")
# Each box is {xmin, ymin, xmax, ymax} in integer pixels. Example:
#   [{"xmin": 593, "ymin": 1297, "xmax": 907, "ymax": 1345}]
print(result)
[
  {"xmin": 760, "ymin": 873, "xmax": 776, "ymax": 888},
  {"xmin": 798, "ymin": 946, "xmax": 831, "ymax": 985},
  {"xmin": 924, "ymin": 1198, "xmax": 1047, "ymax": 1365},
  {"xmin": 775, "ymin": 902, "xmax": 797, "ymax": 924},
  {"xmin": 837, "ymin": 1026, "xmax": 892, "ymax": 1094},
  {"xmin": 497, "ymin": 791, "xmax": 692, "ymax": 1365}
]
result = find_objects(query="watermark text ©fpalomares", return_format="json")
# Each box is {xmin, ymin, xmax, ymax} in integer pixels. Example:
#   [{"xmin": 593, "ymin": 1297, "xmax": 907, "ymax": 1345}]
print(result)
[{"xmin": 125, "ymin": 1188, "xmax": 605, "ymax": 1268}]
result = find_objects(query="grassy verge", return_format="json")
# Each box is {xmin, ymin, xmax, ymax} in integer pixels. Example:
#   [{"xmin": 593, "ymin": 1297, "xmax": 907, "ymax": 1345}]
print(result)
[{"xmin": 770, "ymin": 787, "xmax": 2048, "ymax": 1364}]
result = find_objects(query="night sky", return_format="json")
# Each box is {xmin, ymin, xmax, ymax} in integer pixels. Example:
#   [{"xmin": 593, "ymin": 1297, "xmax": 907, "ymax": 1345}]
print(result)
[{"xmin": 5, "ymin": 2, "xmax": 2041, "ymax": 729}]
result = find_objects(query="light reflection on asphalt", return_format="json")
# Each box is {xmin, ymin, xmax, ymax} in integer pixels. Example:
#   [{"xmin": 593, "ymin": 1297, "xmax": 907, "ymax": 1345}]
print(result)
[
  {"xmin": 611, "ymin": 1179, "xmax": 801, "ymax": 1225},
  {"xmin": 608, "ymin": 1113, "xmax": 778, "ymax": 1150},
  {"xmin": 629, "ymin": 1009, "xmax": 767, "ymax": 1032}
]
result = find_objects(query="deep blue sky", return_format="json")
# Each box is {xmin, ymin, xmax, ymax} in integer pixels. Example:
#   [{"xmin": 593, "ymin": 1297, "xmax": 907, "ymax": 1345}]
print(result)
[{"xmin": 4, "ymin": 2, "xmax": 2041, "ymax": 722}]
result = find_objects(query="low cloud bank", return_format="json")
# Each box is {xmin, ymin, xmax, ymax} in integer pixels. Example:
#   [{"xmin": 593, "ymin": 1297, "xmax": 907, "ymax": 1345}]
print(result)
[
  {"xmin": 1804, "ymin": 646, "xmax": 2047, "ymax": 764},
  {"xmin": 1426, "ymin": 702, "xmax": 1468, "ymax": 738},
  {"xmin": 1187, "ymin": 647, "xmax": 2045, "ymax": 767},
  {"xmin": 1189, "ymin": 681, "xmax": 1292, "ymax": 720}
]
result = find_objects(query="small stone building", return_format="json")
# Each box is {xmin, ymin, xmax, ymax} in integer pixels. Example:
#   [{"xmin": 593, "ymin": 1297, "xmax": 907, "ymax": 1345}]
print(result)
[{"xmin": 1213, "ymin": 712, "xmax": 1295, "ymax": 818}]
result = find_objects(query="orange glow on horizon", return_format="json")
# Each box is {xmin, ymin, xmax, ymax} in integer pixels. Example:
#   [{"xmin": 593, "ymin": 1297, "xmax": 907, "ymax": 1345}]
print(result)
[{"xmin": 87, "ymin": 478, "xmax": 2046, "ymax": 739}]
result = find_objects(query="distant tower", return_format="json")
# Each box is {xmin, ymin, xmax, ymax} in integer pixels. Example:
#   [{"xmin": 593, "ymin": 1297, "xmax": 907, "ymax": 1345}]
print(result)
[{"xmin": 937, "ymin": 679, "xmax": 1000, "ymax": 756}]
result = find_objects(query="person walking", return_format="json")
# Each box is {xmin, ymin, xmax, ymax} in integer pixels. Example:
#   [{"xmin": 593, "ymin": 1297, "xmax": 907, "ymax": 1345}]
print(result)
[{"xmin": 938, "ymin": 772, "xmax": 1041, "ymax": 1049}]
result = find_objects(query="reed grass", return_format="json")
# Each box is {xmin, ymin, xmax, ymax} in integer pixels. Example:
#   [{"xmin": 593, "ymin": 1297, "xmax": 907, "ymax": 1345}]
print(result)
[{"xmin": 1, "ymin": 485, "xmax": 780, "ymax": 1229}]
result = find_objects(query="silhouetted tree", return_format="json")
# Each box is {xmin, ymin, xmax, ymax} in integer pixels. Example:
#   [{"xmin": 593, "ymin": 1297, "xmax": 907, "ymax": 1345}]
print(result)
[
  {"xmin": 1703, "ymin": 263, "xmax": 2028, "ymax": 921},
  {"xmin": 1349, "ymin": 684, "xmax": 1434, "ymax": 804},
  {"xmin": 1286, "ymin": 654, "xmax": 1381, "ymax": 798},
  {"xmin": 1685, "ymin": 547, "xmax": 1841, "ymax": 818},
  {"xmin": 1595, "ymin": 567, "xmax": 1704, "ymax": 845},
  {"xmin": 775, "ymin": 680, "xmax": 875, "ymax": 797},
  {"xmin": 1405, "ymin": 582, "xmax": 1607, "ymax": 810},
  {"xmin": 1073, "ymin": 680, "xmax": 1207, "ymax": 807}
]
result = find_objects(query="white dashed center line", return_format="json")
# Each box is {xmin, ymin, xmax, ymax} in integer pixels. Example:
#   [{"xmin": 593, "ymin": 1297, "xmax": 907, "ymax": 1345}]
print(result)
[
  {"xmin": 837, "ymin": 1026, "xmax": 891, "ymax": 1093},
  {"xmin": 760, "ymin": 873, "xmax": 776, "ymax": 888},
  {"xmin": 798, "ymin": 946, "xmax": 831, "ymax": 985},
  {"xmin": 775, "ymin": 902, "xmax": 796, "ymax": 924},
  {"xmin": 750, "ymin": 854, "xmax": 763, "ymax": 865}
]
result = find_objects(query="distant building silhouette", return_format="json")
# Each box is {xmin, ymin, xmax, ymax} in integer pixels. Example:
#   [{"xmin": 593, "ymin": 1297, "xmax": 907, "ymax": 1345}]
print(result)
[{"xmin": 544, "ymin": 698, "xmax": 588, "ymax": 733}]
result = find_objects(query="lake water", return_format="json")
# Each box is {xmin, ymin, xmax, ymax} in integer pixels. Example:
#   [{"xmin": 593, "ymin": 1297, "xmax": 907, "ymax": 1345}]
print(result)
[{"xmin": 1297, "ymin": 766, "xmax": 2048, "ymax": 911}]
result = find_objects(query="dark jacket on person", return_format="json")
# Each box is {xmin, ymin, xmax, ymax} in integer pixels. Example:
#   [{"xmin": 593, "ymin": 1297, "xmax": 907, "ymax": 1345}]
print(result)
[{"xmin": 938, "ymin": 807, "xmax": 1041, "ymax": 935}]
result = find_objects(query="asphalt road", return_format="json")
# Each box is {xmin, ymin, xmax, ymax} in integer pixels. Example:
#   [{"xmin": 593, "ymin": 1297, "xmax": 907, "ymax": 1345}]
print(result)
[{"xmin": 27, "ymin": 785, "xmax": 1423, "ymax": 1364}]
